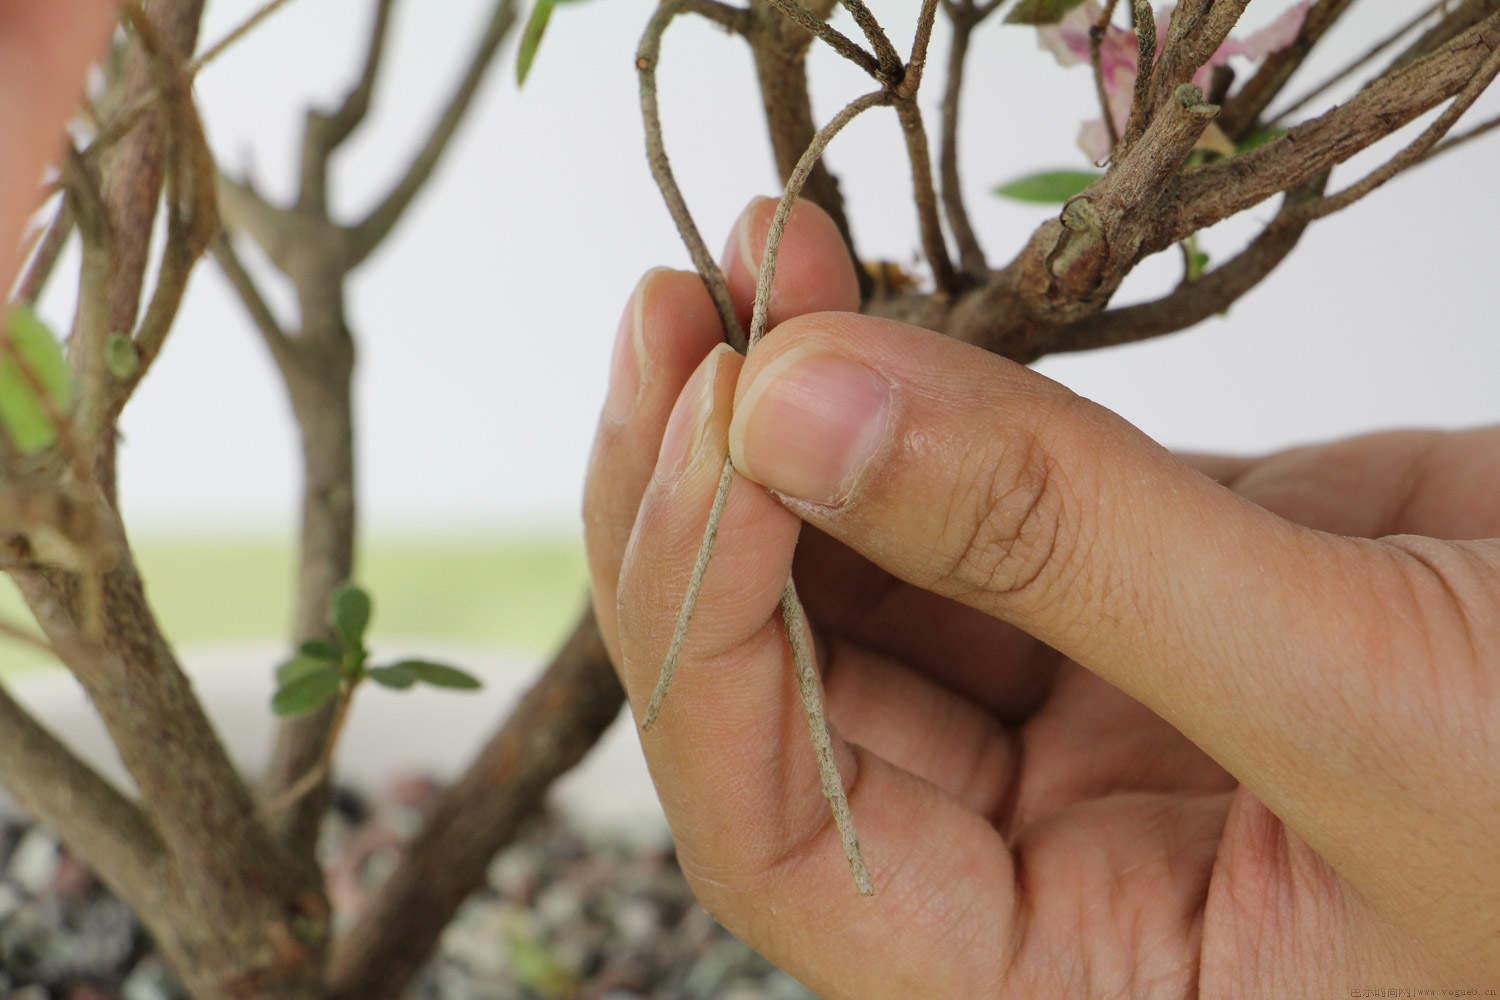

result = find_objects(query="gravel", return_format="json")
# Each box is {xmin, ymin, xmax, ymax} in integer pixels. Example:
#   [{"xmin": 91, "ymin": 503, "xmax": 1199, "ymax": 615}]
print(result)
[{"xmin": 0, "ymin": 776, "xmax": 814, "ymax": 999}]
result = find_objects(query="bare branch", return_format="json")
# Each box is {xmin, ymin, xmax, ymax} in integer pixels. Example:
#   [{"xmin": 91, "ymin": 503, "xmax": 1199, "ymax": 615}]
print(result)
[
  {"xmin": 1387, "ymin": 0, "xmax": 1500, "ymax": 72},
  {"xmin": 1090, "ymin": 0, "xmax": 1124, "ymax": 152},
  {"xmin": 1280, "ymin": 37, "xmax": 1500, "ymax": 226},
  {"xmin": 1146, "ymin": 0, "xmax": 1247, "ymax": 120},
  {"xmin": 1218, "ymin": 0, "xmax": 1357, "ymax": 138},
  {"xmin": 1045, "ymin": 176, "xmax": 1326, "ymax": 354},
  {"xmin": 748, "ymin": 0, "xmax": 868, "ymax": 298},
  {"xmin": 639, "ymin": 1, "xmax": 748, "ymax": 348},
  {"xmin": 344, "ymin": 0, "xmax": 519, "ymax": 266},
  {"xmin": 765, "ymin": 0, "xmax": 882, "ymax": 77},
  {"xmin": 938, "ymin": 0, "xmax": 1000, "ymax": 276},
  {"xmin": 838, "ymin": 0, "xmax": 902, "ymax": 75},
  {"xmin": 1421, "ymin": 109, "xmax": 1500, "ymax": 163},
  {"xmin": 683, "ymin": 0, "xmax": 753, "ymax": 34},
  {"xmin": 299, "ymin": 0, "xmax": 398, "ymax": 211},
  {"xmin": 0, "ymin": 682, "xmax": 171, "ymax": 918},
  {"xmin": 894, "ymin": 99, "xmax": 959, "ymax": 292},
  {"xmin": 1267, "ymin": 0, "xmax": 1448, "ymax": 126},
  {"xmin": 12, "ymin": 200, "xmax": 74, "ymax": 306},
  {"xmin": 212, "ymin": 234, "xmax": 298, "ymax": 377},
  {"xmin": 190, "ymin": 0, "xmax": 301, "ymax": 72},
  {"xmin": 1164, "ymin": 12, "xmax": 1500, "ymax": 246}
]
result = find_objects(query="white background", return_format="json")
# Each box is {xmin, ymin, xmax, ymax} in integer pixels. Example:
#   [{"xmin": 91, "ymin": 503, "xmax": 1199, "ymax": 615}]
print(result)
[{"xmin": 39, "ymin": 0, "xmax": 1499, "ymax": 534}]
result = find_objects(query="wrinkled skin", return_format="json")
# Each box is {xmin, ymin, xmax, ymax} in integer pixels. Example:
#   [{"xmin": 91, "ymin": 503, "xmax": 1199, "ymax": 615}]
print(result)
[{"xmin": 584, "ymin": 198, "xmax": 1500, "ymax": 998}]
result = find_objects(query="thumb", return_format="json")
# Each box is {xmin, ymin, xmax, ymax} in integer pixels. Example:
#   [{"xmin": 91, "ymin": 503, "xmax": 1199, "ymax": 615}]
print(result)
[{"xmin": 727, "ymin": 312, "xmax": 1402, "ymax": 856}]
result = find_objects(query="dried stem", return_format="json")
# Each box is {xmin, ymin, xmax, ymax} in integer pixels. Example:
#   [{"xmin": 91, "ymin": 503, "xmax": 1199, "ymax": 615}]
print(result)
[{"xmin": 1422, "ymin": 110, "xmax": 1500, "ymax": 163}]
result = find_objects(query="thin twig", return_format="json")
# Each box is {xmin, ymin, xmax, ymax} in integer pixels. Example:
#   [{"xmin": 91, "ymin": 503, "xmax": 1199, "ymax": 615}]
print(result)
[
  {"xmin": 938, "ymin": 1, "xmax": 996, "ymax": 275},
  {"xmin": 211, "ymin": 234, "xmax": 299, "ymax": 378},
  {"xmin": 904, "ymin": 0, "xmax": 942, "ymax": 91},
  {"xmin": 263, "ymin": 684, "xmax": 354, "ymax": 816},
  {"xmin": 13, "ymin": 200, "xmax": 75, "ymax": 306},
  {"xmin": 893, "ymin": 99, "xmax": 959, "ymax": 291},
  {"xmin": 765, "ymin": 0, "xmax": 882, "ymax": 78},
  {"xmin": 1269, "ymin": 0, "xmax": 1448, "ymax": 124},
  {"xmin": 189, "ymin": 0, "xmax": 300, "ymax": 72},
  {"xmin": 1284, "ymin": 38, "xmax": 1500, "ymax": 225},
  {"xmin": 683, "ymin": 0, "xmax": 753, "ymax": 34},
  {"xmin": 1090, "ymin": 0, "xmax": 1124, "ymax": 153},
  {"xmin": 640, "ymin": 89, "xmax": 887, "ymax": 895},
  {"xmin": 838, "ymin": 0, "xmax": 902, "ymax": 76},
  {"xmin": 638, "ymin": 1, "xmax": 748, "ymax": 348},
  {"xmin": 345, "ymin": 0, "xmax": 519, "ymax": 266},
  {"xmin": 783, "ymin": 578, "xmax": 873, "ymax": 895},
  {"xmin": 1421, "ymin": 110, "xmax": 1500, "ymax": 164}
]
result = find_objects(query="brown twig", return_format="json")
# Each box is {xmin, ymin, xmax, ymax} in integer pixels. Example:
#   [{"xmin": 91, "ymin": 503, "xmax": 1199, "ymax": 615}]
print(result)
[
  {"xmin": 345, "ymin": 0, "xmax": 520, "ymax": 265},
  {"xmin": 1090, "ymin": 0, "xmax": 1124, "ymax": 153},
  {"xmin": 839, "ymin": 0, "xmax": 902, "ymax": 76},
  {"xmin": 12, "ymin": 201, "xmax": 75, "ymax": 306},
  {"xmin": 1421, "ymin": 110, "xmax": 1500, "ymax": 163},
  {"xmin": 1216, "ymin": 0, "xmax": 1357, "ymax": 138},
  {"xmin": 190, "ymin": 0, "xmax": 301, "ymax": 71},
  {"xmin": 642, "ymin": 89, "xmax": 888, "ymax": 896},
  {"xmin": 1280, "ymin": 37, "xmax": 1500, "ymax": 226},
  {"xmin": 1267, "ymin": 0, "xmax": 1448, "ymax": 126},
  {"xmin": 639, "ymin": 1, "xmax": 749, "ymax": 347},
  {"xmin": 765, "ymin": 0, "xmax": 883, "ymax": 77},
  {"xmin": 683, "ymin": 0, "xmax": 753, "ymax": 34},
  {"xmin": 1122, "ymin": 0, "xmax": 1158, "ymax": 146},
  {"xmin": 262, "ymin": 684, "xmax": 354, "ymax": 816},
  {"xmin": 937, "ymin": 0, "xmax": 999, "ymax": 276}
]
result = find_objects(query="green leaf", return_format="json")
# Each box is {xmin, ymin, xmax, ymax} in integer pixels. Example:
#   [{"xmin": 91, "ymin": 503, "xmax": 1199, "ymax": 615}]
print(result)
[
  {"xmin": 1, "ymin": 306, "xmax": 73, "ymax": 454},
  {"xmin": 299, "ymin": 639, "xmax": 340, "ymax": 661},
  {"xmin": 993, "ymin": 169, "xmax": 1102, "ymax": 204},
  {"xmin": 1237, "ymin": 126, "xmax": 1286, "ymax": 154},
  {"xmin": 367, "ymin": 664, "xmax": 417, "ymax": 690},
  {"xmin": 1188, "ymin": 250, "xmax": 1211, "ymax": 281},
  {"xmin": 391, "ymin": 659, "xmax": 483, "ymax": 690},
  {"xmin": 272, "ymin": 666, "xmax": 341, "ymax": 716},
  {"xmin": 276, "ymin": 655, "xmax": 338, "ymax": 687},
  {"xmin": 331, "ymin": 584, "xmax": 372, "ymax": 648},
  {"xmin": 517, "ymin": 0, "xmax": 556, "ymax": 87},
  {"xmin": 1005, "ymin": 0, "xmax": 1088, "ymax": 25},
  {"xmin": 105, "ymin": 335, "xmax": 139, "ymax": 379}
]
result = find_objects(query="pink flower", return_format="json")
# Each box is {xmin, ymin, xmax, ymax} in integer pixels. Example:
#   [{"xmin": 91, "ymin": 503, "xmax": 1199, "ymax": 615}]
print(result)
[{"xmin": 1039, "ymin": 1, "xmax": 1311, "ymax": 162}]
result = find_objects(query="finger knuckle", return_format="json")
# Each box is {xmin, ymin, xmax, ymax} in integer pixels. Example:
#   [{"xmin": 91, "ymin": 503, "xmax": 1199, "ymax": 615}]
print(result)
[{"xmin": 934, "ymin": 423, "xmax": 1072, "ymax": 608}]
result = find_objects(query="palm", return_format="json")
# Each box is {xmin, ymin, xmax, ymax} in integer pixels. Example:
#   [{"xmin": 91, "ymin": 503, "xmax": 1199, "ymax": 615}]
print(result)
[{"xmin": 792, "ymin": 426, "xmax": 1498, "ymax": 994}]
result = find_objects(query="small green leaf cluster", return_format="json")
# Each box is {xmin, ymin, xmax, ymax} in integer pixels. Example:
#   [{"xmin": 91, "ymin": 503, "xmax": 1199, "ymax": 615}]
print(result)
[{"xmin": 271, "ymin": 584, "xmax": 482, "ymax": 717}]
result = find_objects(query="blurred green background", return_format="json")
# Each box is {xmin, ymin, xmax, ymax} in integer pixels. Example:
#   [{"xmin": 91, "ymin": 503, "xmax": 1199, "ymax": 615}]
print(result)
[{"xmin": 0, "ymin": 535, "xmax": 587, "ymax": 677}]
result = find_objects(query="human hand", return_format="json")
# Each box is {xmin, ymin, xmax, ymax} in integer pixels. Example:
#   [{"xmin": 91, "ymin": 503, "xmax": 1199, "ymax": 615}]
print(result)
[
  {"xmin": 0, "ymin": 1, "xmax": 117, "ymax": 295},
  {"xmin": 584, "ymin": 197, "xmax": 1500, "ymax": 998}
]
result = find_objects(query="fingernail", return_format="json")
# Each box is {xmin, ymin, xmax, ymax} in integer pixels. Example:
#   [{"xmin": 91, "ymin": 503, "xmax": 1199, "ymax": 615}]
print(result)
[
  {"xmin": 602, "ymin": 271, "xmax": 656, "ymax": 425},
  {"xmin": 656, "ymin": 344, "xmax": 733, "ymax": 486},
  {"xmin": 731, "ymin": 196, "xmax": 773, "ymax": 279},
  {"xmin": 730, "ymin": 349, "xmax": 891, "ymax": 506}
]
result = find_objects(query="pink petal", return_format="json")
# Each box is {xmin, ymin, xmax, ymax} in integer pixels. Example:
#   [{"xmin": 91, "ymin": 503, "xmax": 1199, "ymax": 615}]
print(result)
[
  {"xmin": 1038, "ymin": 1, "xmax": 1104, "ymax": 67},
  {"xmin": 1212, "ymin": 1, "xmax": 1311, "ymax": 65},
  {"xmin": 1078, "ymin": 118, "xmax": 1114, "ymax": 163}
]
